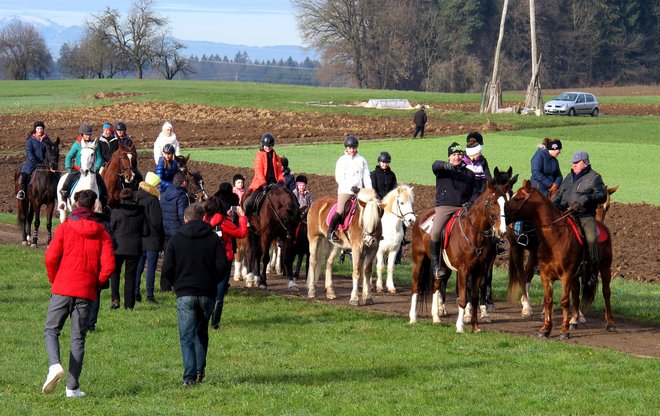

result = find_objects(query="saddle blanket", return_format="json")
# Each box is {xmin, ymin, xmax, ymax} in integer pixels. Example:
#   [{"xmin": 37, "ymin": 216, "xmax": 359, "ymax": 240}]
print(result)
[{"xmin": 327, "ymin": 198, "xmax": 358, "ymax": 231}]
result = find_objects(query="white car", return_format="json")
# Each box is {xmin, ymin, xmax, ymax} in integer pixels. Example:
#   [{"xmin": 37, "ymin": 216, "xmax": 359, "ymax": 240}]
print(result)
[{"xmin": 544, "ymin": 92, "xmax": 599, "ymax": 117}]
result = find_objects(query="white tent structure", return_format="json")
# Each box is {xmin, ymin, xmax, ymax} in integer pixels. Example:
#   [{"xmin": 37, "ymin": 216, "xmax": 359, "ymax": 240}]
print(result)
[{"xmin": 365, "ymin": 99, "xmax": 412, "ymax": 109}]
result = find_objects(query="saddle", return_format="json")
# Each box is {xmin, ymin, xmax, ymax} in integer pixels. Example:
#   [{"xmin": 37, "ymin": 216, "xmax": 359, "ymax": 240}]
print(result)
[
  {"xmin": 326, "ymin": 196, "xmax": 358, "ymax": 231},
  {"xmin": 419, "ymin": 209, "xmax": 462, "ymax": 249},
  {"xmin": 566, "ymin": 216, "xmax": 609, "ymax": 245}
]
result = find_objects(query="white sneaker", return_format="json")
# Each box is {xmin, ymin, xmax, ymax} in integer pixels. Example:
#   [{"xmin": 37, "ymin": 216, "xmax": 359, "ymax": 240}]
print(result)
[
  {"xmin": 65, "ymin": 388, "xmax": 86, "ymax": 398},
  {"xmin": 42, "ymin": 363, "xmax": 64, "ymax": 394}
]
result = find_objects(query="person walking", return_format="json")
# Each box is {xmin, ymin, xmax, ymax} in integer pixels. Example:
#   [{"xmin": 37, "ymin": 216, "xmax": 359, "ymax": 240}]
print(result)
[
  {"xmin": 553, "ymin": 151, "xmax": 607, "ymax": 285},
  {"xmin": 162, "ymin": 203, "xmax": 228, "ymax": 386},
  {"xmin": 159, "ymin": 172, "xmax": 190, "ymax": 292},
  {"xmin": 413, "ymin": 105, "xmax": 428, "ymax": 138},
  {"xmin": 43, "ymin": 189, "xmax": 115, "ymax": 397},
  {"xmin": 135, "ymin": 172, "xmax": 165, "ymax": 303},
  {"xmin": 531, "ymin": 138, "xmax": 563, "ymax": 197},
  {"xmin": 17, "ymin": 121, "xmax": 53, "ymax": 199}
]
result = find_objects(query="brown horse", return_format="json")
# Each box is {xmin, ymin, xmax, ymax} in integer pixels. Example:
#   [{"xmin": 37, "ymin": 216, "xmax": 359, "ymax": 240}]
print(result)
[
  {"xmin": 244, "ymin": 185, "xmax": 299, "ymax": 289},
  {"xmin": 174, "ymin": 155, "xmax": 208, "ymax": 203},
  {"xmin": 15, "ymin": 138, "xmax": 61, "ymax": 247},
  {"xmin": 505, "ymin": 179, "xmax": 614, "ymax": 339},
  {"xmin": 507, "ymin": 183, "xmax": 618, "ymax": 318},
  {"xmin": 408, "ymin": 179, "xmax": 510, "ymax": 333},
  {"xmin": 306, "ymin": 189, "xmax": 382, "ymax": 305},
  {"xmin": 101, "ymin": 142, "xmax": 137, "ymax": 207}
]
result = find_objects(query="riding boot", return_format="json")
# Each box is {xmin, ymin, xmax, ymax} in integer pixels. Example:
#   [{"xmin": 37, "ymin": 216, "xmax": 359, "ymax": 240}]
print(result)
[
  {"xmin": 211, "ymin": 301, "xmax": 223, "ymax": 330},
  {"xmin": 327, "ymin": 212, "xmax": 342, "ymax": 242},
  {"xmin": 16, "ymin": 172, "xmax": 28, "ymax": 199},
  {"xmin": 429, "ymin": 240, "xmax": 446, "ymax": 280}
]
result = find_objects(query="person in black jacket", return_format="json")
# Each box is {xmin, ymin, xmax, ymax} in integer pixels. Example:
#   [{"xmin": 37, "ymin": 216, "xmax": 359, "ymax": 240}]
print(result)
[
  {"xmin": 162, "ymin": 203, "xmax": 228, "ymax": 386},
  {"xmin": 413, "ymin": 106, "xmax": 428, "ymax": 138},
  {"xmin": 109, "ymin": 188, "xmax": 148, "ymax": 310},
  {"xmin": 554, "ymin": 151, "xmax": 607, "ymax": 285},
  {"xmin": 135, "ymin": 172, "xmax": 165, "ymax": 303},
  {"xmin": 429, "ymin": 142, "xmax": 480, "ymax": 279},
  {"xmin": 370, "ymin": 151, "xmax": 397, "ymax": 200}
]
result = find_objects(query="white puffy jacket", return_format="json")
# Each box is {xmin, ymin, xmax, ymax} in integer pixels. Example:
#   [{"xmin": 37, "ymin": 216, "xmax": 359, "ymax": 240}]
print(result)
[{"xmin": 335, "ymin": 151, "xmax": 372, "ymax": 194}]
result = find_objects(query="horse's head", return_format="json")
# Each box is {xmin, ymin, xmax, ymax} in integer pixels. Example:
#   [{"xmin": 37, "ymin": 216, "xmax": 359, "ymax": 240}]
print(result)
[
  {"xmin": 188, "ymin": 171, "xmax": 208, "ymax": 202},
  {"xmin": 116, "ymin": 143, "xmax": 136, "ymax": 184},
  {"xmin": 505, "ymin": 179, "xmax": 547, "ymax": 225},
  {"xmin": 383, "ymin": 184, "xmax": 416, "ymax": 228},
  {"xmin": 46, "ymin": 137, "xmax": 60, "ymax": 171},
  {"xmin": 175, "ymin": 154, "xmax": 190, "ymax": 174},
  {"xmin": 595, "ymin": 184, "xmax": 619, "ymax": 222},
  {"xmin": 357, "ymin": 189, "xmax": 382, "ymax": 247},
  {"xmin": 79, "ymin": 145, "xmax": 96, "ymax": 175}
]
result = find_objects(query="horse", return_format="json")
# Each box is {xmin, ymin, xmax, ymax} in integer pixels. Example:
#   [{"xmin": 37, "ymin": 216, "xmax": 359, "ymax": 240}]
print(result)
[
  {"xmin": 292, "ymin": 207, "xmax": 310, "ymax": 281},
  {"xmin": 186, "ymin": 171, "xmax": 209, "ymax": 203},
  {"xmin": 306, "ymin": 189, "xmax": 382, "ymax": 305},
  {"xmin": 101, "ymin": 142, "xmax": 137, "ymax": 207},
  {"xmin": 504, "ymin": 179, "xmax": 614, "ymax": 339},
  {"xmin": 244, "ymin": 185, "xmax": 300, "ymax": 290},
  {"xmin": 508, "ymin": 183, "xmax": 619, "ymax": 319},
  {"xmin": 408, "ymin": 178, "xmax": 510, "ymax": 333},
  {"xmin": 373, "ymin": 184, "xmax": 416, "ymax": 294},
  {"xmin": 56, "ymin": 145, "xmax": 101, "ymax": 223},
  {"xmin": 14, "ymin": 138, "xmax": 61, "ymax": 247}
]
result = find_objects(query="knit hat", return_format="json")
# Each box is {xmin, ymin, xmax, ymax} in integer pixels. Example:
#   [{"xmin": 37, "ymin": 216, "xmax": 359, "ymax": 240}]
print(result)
[
  {"xmin": 144, "ymin": 171, "xmax": 161, "ymax": 187},
  {"xmin": 162, "ymin": 122, "xmax": 173, "ymax": 132},
  {"xmin": 78, "ymin": 124, "xmax": 93, "ymax": 135},
  {"xmin": 119, "ymin": 188, "xmax": 134, "ymax": 201},
  {"xmin": 34, "ymin": 120, "xmax": 45, "ymax": 129},
  {"xmin": 570, "ymin": 150, "xmax": 590, "ymax": 164},
  {"xmin": 448, "ymin": 142, "xmax": 464, "ymax": 156},
  {"xmin": 102, "ymin": 123, "xmax": 113, "ymax": 130},
  {"xmin": 547, "ymin": 139, "xmax": 562, "ymax": 151},
  {"xmin": 466, "ymin": 143, "xmax": 483, "ymax": 157}
]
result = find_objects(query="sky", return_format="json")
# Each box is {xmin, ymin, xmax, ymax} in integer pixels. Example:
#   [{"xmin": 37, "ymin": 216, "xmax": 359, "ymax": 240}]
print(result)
[{"xmin": 0, "ymin": 0, "xmax": 303, "ymax": 46}]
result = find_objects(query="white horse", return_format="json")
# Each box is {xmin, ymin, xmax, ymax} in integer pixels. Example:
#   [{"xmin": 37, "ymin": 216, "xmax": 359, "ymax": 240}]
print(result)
[
  {"xmin": 57, "ymin": 145, "xmax": 101, "ymax": 222},
  {"xmin": 373, "ymin": 185, "xmax": 416, "ymax": 294}
]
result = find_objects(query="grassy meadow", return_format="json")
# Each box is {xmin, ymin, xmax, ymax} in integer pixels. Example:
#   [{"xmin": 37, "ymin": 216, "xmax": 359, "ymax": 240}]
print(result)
[{"xmin": 0, "ymin": 79, "xmax": 658, "ymax": 413}]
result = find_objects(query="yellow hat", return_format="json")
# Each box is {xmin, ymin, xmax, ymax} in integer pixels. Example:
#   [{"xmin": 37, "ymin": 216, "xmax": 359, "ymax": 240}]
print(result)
[{"xmin": 145, "ymin": 171, "xmax": 161, "ymax": 187}]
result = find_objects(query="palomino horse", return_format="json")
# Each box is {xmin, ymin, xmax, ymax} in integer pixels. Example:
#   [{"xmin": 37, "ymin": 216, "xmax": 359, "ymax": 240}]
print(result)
[
  {"xmin": 101, "ymin": 142, "xmax": 137, "ymax": 207},
  {"xmin": 14, "ymin": 138, "xmax": 61, "ymax": 247},
  {"xmin": 306, "ymin": 189, "xmax": 382, "ymax": 305},
  {"xmin": 373, "ymin": 184, "xmax": 416, "ymax": 294},
  {"xmin": 57, "ymin": 145, "xmax": 101, "ymax": 222},
  {"xmin": 408, "ymin": 179, "xmax": 510, "ymax": 333},
  {"xmin": 244, "ymin": 185, "xmax": 299, "ymax": 289},
  {"xmin": 505, "ymin": 180, "xmax": 614, "ymax": 339},
  {"xmin": 508, "ymin": 183, "xmax": 618, "ymax": 319}
]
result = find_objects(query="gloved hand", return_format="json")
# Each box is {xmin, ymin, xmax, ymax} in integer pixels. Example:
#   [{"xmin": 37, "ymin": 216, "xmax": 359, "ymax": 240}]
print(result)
[
  {"xmin": 351, "ymin": 186, "xmax": 360, "ymax": 194},
  {"xmin": 261, "ymin": 184, "xmax": 269, "ymax": 192},
  {"xmin": 569, "ymin": 201, "xmax": 582, "ymax": 212},
  {"xmin": 277, "ymin": 180, "xmax": 285, "ymax": 187},
  {"xmin": 548, "ymin": 183, "xmax": 559, "ymax": 193},
  {"xmin": 462, "ymin": 201, "xmax": 471, "ymax": 208}
]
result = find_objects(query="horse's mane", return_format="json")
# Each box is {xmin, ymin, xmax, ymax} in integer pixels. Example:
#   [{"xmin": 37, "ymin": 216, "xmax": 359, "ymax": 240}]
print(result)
[
  {"xmin": 357, "ymin": 187, "xmax": 378, "ymax": 202},
  {"xmin": 382, "ymin": 184, "xmax": 414, "ymax": 214}
]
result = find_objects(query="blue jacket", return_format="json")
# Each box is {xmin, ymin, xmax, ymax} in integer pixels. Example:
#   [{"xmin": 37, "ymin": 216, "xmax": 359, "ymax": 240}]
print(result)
[
  {"xmin": 155, "ymin": 157, "xmax": 179, "ymax": 192},
  {"xmin": 531, "ymin": 147, "xmax": 562, "ymax": 197},
  {"xmin": 160, "ymin": 184, "xmax": 189, "ymax": 237},
  {"xmin": 21, "ymin": 134, "xmax": 52, "ymax": 174}
]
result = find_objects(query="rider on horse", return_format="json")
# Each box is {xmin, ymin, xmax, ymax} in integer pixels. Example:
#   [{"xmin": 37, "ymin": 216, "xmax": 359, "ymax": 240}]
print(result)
[
  {"xmin": 17, "ymin": 121, "xmax": 53, "ymax": 200},
  {"xmin": 553, "ymin": 150, "xmax": 607, "ymax": 286},
  {"xmin": 59, "ymin": 124, "xmax": 108, "ymax": 209},
  {"xmin": 531, "ymin": 138, "xmax": 563, "ymax": 198},
  {"xmin": 242, "ymin": 133, "xmax": 285, "ymax": 219},
  {"xmin": 462, "ymin": 132, "xmax": 492, "ymax": 194},
  {"xmin": 429, "ymin": 142, "xmax": 480, "ymax": 279},
  {"xmin": 327, "ymin": 135, "xmax": 372, "ymax": 242},
  {"xmin": 99, "ymin": 122, "xmax": 142, "ymax": 183},
  {"xmin": 292, "ymin": 175, "xmax": 313, "ymax": 215},
  {"xmin": 155, "ymin": 144, "xmax": 179, "ymax": 192}
]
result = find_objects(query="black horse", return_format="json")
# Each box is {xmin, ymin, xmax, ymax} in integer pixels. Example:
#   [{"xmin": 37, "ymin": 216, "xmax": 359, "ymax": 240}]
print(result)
[{"xmin": 15, "ymin": 138, "xmax": 61, "ymax": 247}]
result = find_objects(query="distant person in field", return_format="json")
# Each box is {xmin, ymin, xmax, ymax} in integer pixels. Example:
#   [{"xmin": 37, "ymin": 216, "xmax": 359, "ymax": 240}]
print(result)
[
  {"xmin": 153, "ymin": 122, "xmax": 180, "ymax": 164},
  {"xmin": 162, "ymin": 203, "xmax": 228, "ymax": 386},
  {"xmin": 413, "ymin": 105, "xmax": 428, "ymax": 138},
  {"xmin": 531, "ymin": 138, "xmax": 563, "ymax": 198},
  {"xmin": 43, "ymin": 189, "xmax": 115, "ymax": 398},
  {"xmin": 242, "ymin": 133, "xmax": 285, "ymax": 219},
  {"xmin": 17, "ymin": 120, "xmax": 53, "ymax": 200}
]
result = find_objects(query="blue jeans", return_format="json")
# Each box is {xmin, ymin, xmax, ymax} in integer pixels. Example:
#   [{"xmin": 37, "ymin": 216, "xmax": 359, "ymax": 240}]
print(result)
[
  {"xmin": 136, "ymin": 250, "xmax": 159, "ymax": 297},
  {"xmin": 176, "ymin": 296, "xmax": 213, "ymax": 382}
]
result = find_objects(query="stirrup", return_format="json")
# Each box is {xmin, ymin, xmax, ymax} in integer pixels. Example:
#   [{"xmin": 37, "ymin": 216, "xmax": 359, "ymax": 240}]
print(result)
[
  {"xmin": 328, "ymin": 231, "xmax": 340, "ymax": 242},
  {"xmin": 16, "ymin": 190, "xmax": 25, "ymax": 200}
]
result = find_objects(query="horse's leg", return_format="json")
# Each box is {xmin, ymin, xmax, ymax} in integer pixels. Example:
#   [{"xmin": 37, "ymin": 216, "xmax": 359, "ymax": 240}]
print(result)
[
  {"xmin": 375, "ymin": 246, "xmax": 385, "ymax": 293},
  {"xmin": 386, "ymin": 248, "xmax": 397, "ymax": 294},
  {"xmin": 258, "ymin": 235, "xmax": 270, "ymax": 288},
  {"xmin": 558, "ymin": 275, "xmax": 572, "ymax": 340},
  {"xmin": 600, "ymin": 251, "xmax": 616, "ymax": 331},
  {"xmin": 361, "ymin": 246, "xmax": 376, "ymax": 305},
  {"xmin": 306, "ymin": 235, "xmax": 321, "ymax": 298},
  {"xmin": 348, "ymin": 247, "xmax": 361, "ymax": 305},
  {"xmin": 569, "ymin": 277, "xmax": 582, "ymax": 329},
  {"xmin": 324, "ymin": 245, "xmax": 338, "ymax": 300},
  {"xmin": 471, "ymin": 270, "xmax": 483, "ymax": 333},
  {"xmin": 439, "ymin": 273, "xmax": 450, "ymax": 317},
  {"xmin": 409, "ymin": 253, "xmax": 422, "ymax": 324},
  {"xmin": 538, "ymin": 272, "xmax": 554, "ymax": 337},
  {"xmin": 431, "ymin": 278, "xmax": 443, "ymax": 324},
  {"xmin": 45, "ymin": 202, "xmax": 55, "ymax": 246},
  {"xmin": 30, "ymin": 203, "xmax": 40, "ymax": 247},
  {"xmin": 455, "ymin": 270, "xmax": 467, "ymax": 334}
]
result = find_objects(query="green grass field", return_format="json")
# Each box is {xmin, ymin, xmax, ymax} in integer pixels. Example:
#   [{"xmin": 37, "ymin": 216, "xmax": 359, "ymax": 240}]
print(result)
[{"xmin": 0, "ymin": 244, "xmax": 658, "ymax": 414}]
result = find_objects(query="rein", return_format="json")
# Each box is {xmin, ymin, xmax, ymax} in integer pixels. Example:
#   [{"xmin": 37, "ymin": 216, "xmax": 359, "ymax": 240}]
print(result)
[
  {"xmin": 510, "ymin": 189, "xmax": 574, "ymax": 230},
  {"xmin": 391, "ymin": 195, "xmax": 415, "ymax": 222},
  {"xmin": 457, "ymin": 196, "xmax": 498, "ymax": 255},
  {"xmin": 265, "ymin": 188, "xmax": 292, "ymax": 238}
]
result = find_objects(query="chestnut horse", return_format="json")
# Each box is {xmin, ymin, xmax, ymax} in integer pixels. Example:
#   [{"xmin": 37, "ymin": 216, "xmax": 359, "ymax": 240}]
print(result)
[
  {"xmin": 508, "ymin": 184, "xmax": 618, "ymax": 318},
  {"xmin": 14, "ymin": 138, "xmax": 61, "ymax": 247},
  {"xmin": 245, "ymin": 185, "xmax": 299, "ymax": 289},
  {"xmin": 101, "ymin": 142, "xmax": 137, "ymax": 207},
  {"xmin": 306, "ymin": 189, "xmax": 382, "ymax": 305},
  {"xmin": 505, "ymin": 180, "xmax": 614, "ymax": 339},
  {"xmin": 408, "ymin": 179, "xmax": 510, "ymax": 333},
  {"xmin": 175, "ymin": 155, "xmax": 208, "ymax": 203}
]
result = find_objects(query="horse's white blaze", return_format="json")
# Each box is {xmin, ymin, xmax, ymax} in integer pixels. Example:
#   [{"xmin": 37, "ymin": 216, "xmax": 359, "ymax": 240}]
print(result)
[
  {"xmin": 496, "ymin": 195, "xmax": 507, "ymax": 236},
  {"xmin": 409, "ymin": 293, "xmax": 418, "ymax": 324}
]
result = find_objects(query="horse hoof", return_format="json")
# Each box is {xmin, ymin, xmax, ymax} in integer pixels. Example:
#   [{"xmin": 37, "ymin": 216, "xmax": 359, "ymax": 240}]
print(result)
[
  {"xmin": 481, "ymin": 317, "xmax": 492, "ymax": 323},
  {"xmin": 578, "ymin": 316, "xmax": 587, "ymax": 324},
  {"xmin": 538, "ymin": 332, "xmax": 549, "ymax": 338},
  {"xmin": 233, "ymin": 277, "xmax": 241, "ymax": 282},
  {"xmin": 287, "ymin": 281, "xmax": 299, "ymax": 292},
  {"xmin": 456, "ymin": 327, "xmax": 465, "ymax": 334},
  {"xmin": 569, "ymin": 323, "xmax": 577, "ymax": 330},
  {"xmin": 473, "ymin": 328, "xmax": 481, "ymax": 334},
  {"xmin": 21, "ymin": 240, "xmax": 28, "ymax": 246},
  {"xmin": 521, "ymin": 311, "xmax": 533, "ymax": 318},
  {"xmin": 388, "ymin": 288, "xmax": 396, "ymax": 294},
  {"xmin": 364, "ymin": 298, "xmax": 374, "ymax": 306},
  {"xmin": 349, "ymin": 299, "xmax": 359, "ymax": 306},
  {"xmin": 606, "ymin": 325, "xmax": 617, "ymax": 332},
  {"xmin": 432, "ymin": 318, "xmax": 442, "ymax": 324},
  {"xmin": 30, "ymin": 243, "xmax": 38, "ymax": 249},
  {"xmin": 246, "ymin": 282, "xmax": 254, "ymax": 288},
  {"xmin": 559, "ymin": 333, "xmax": 570, "ymax": 341},
  {"xmin": 257, "ymin": 284, "xmax": 267, "ymax": 290}
]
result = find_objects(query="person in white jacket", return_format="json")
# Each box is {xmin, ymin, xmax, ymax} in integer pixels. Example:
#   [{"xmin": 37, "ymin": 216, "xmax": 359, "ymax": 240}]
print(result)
[
  {"xmin": 328, "ymin": 135, "xmax": 372, "ymax": 241},
  {"xmin": 153, "ymin": 122, "xmax": 180, "ymax": 164}
]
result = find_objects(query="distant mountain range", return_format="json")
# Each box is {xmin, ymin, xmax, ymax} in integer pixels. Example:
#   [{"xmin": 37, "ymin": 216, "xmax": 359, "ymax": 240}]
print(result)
[{"xmin": 0, "ymin": 15, "xmax": 318, "ymax": 63}]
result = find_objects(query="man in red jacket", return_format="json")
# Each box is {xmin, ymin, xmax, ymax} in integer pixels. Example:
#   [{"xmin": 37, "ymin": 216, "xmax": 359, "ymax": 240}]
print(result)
[{"xmin": 43, "ymin": 190, "xmax": 115, "ymax": 398}]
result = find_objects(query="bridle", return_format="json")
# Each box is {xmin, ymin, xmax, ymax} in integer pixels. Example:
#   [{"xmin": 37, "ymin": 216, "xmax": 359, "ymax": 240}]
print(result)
[
  {"xmin": 392, "ymin": 194, "xmax": 415, "ymax": 224},
  {"xmin": 458, "ymin": 192, "xmax": 501, "ymax": 255},
  {"xmin": 507, "ymin": 188, "xmax": 573, "ymax": 229}
]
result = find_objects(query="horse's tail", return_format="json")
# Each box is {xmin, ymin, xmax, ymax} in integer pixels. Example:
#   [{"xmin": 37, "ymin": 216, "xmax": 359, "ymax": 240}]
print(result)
[
  {"xmin": 581, "ymin": 276, "xmax": 598, "ymax": 310},
  {"xmin": 506, "ymin": 243, "xmax": 522, "ymax": 302},
  {"xmin": 417, "ymin": 255, "xmax": 433, "ymax": 307}
]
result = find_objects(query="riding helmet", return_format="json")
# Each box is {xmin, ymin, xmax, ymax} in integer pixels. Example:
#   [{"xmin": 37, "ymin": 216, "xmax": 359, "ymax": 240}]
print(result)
[
  {"xmin": 261, "ymin": 133, "xmax": 275, "ymax": 147},
  {"xmin": 115, "ymin": 122, "xmax": 127, "ymax": 131},
  {"xmin": 34, "ymin": 120, "xmax": 45, "ymax": 129},
  {"xmin": 377, "ymin": 151, "xmax": 392, "ymax": 163},
  {"xmin": 163, "ymin": 143, "xmax": 176, "ymax": 154},
  {"xmin": 343, "ymin": 135, "xmax": 359, "ymax": 148},
  {"xmin": 78, "ymin": 124, "xmax": 93, "ymax": 135},
  {"xmin": 295, "ymin": 175, "xmax": 308, "ymax": 184}
]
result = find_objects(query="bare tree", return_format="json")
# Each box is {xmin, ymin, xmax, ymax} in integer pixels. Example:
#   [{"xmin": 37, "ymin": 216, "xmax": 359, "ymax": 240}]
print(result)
[
  {"xmin": 0, "ymin": 20, "xmax": 52, "ymax": 80},
  {"xmin": 151, "ymin": 36, "xmax": 194, "ymax": 79},
  {"xmin": 88, "ymin": 0, "xmax": 169, "ymax": 79},
  {"xmin": 58, "ymin": 28, "xmax": 124, "ymax": 79}
]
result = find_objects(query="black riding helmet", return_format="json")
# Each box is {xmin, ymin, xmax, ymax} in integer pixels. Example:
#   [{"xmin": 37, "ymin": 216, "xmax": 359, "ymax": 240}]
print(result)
[
  {"xmin": 377, "ymin": 151, "xmax": 392, "ymax": 163},
  {"xmin": 261, "ymin": 133, "xmax": 275, "ymax": 148},
  {"xmin": 163, "ymin": 143, "xmax": 176, "ymax": 155},
  {"xmin": 344, "ymin": 135, "xmax": 359, "ymax": 148},
  {"xmin": 295, "ymin": 175, "xmax": 307, "ymax": 184},
  {"xmin": 115, "ymin": 122, "xmax": 127, "ymax": 132}
]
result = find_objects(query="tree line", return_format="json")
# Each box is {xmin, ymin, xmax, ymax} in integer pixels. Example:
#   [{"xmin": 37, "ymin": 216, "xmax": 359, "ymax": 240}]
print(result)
[{"xmin": 293, "ymin": 0, "xmax": 658, "ymax": 91}]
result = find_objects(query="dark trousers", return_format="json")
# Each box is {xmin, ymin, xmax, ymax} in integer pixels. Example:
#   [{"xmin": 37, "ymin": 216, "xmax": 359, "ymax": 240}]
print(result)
[
  {"xmin": 413, "ymin": 125, "xmax": 425, "ymax": 138},
  {"xmin": 161, "ymin": 236, "xmax": 172, "ymax": 292},
  {"xmin": 88, "ymin": 289, "xmax": 102, "ymax": 330},
  {"xmin": 111, "ymin": 254, "xmax": 139, "ymax": 309},
  {"xmin": 136, "ymin": 250, "xmax": 159, "ymax": 298}
]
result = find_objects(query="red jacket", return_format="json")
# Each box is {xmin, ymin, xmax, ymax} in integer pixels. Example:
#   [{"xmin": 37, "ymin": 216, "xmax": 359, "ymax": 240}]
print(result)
[
  {"xmin": 45, "ymin": 209, "xmax": 115, "ymax": 301},
  {"xmin": 249, "ymin": 149, "xmax": 284, "ymax": 190},
  {"xmin": 204, "ymin": 213, "xmax": 248, "ymax": 261}
]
